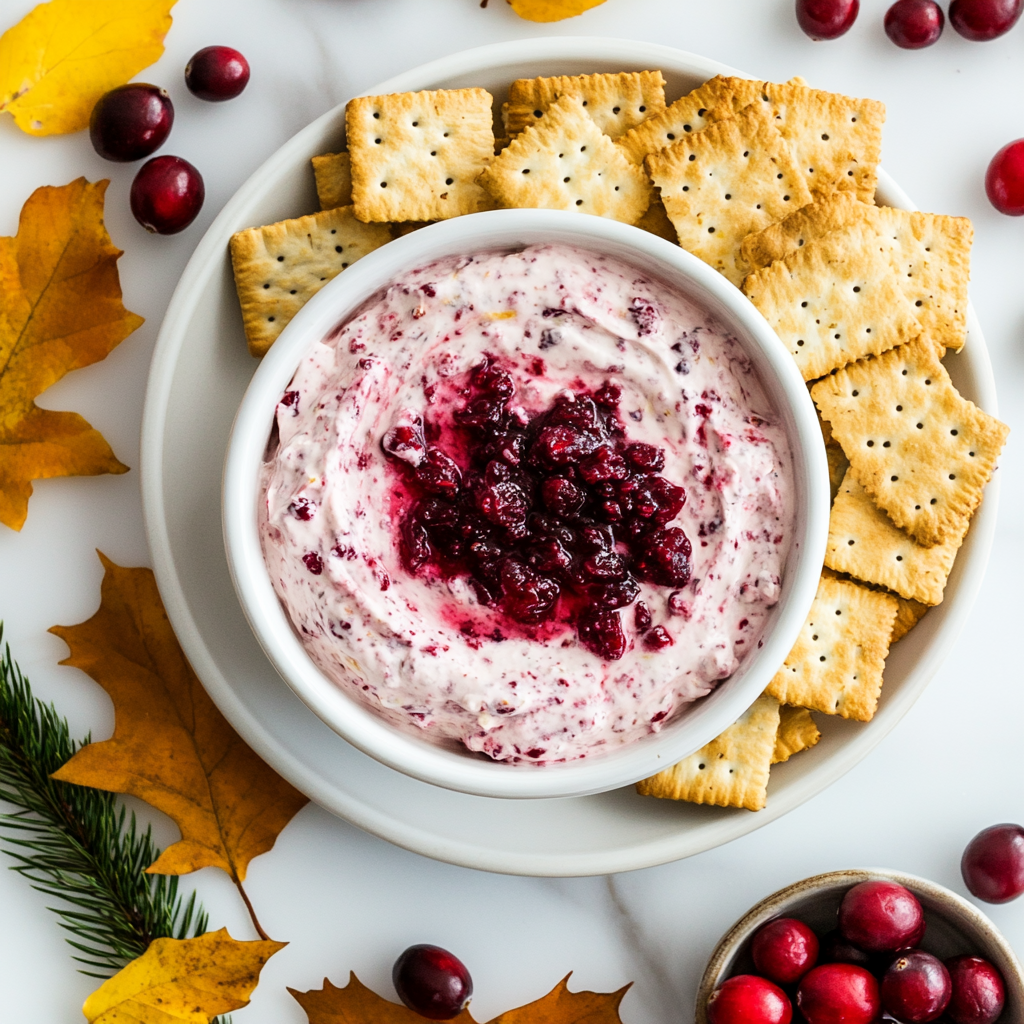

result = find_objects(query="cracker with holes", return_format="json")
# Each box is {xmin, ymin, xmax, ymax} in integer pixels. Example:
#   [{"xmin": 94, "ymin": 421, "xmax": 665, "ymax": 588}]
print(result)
[
  {"xmin": 635, "ymin": 694, "xmax": 781, "ymax": 811},
  {"xmin": 761, "ymin": 80, "xmax": 885, "ymax": 202},
  {"xmin": 645, "ymin": 102, "xmax": 812, "ymax": 286},
  {"xmin": 347, "ymin": 88, "xmax": 495, "ymax": 222},
  {"xmin": 772, "ymin": 705, "xmax": 821, "ymax": 764},
  {"xmin": 230, "ymin": 206, "xmax": 391, "ymax": 357},
  {"xmin": 477, "ymin": 94, "xmax": 652, "ymax": 223},
  {"xmin": 827, "ymin": 470, "xmax": 964, "ymax": 605},
  {"xmin": 503, "ymin": 70, "xmax": 666, "ymax": 140},
  {"xmin": 617, "ymin": 75, "xmax": 765, "ymax": 165},
  {"xmin": 811, "ymin": 338, "xmax": 1009, "ymax": 546},
  {"xmin": 743, "ymin": 197, "xmax": 973, "ymax": 353},
  {"xmin": 742, "ymin": 231, "xmax": 922, "ymax": 379},
  {"xmin": 312, "ymin": 151, "xmax": 352, "ymax": 210},
  {"xmin": 767, "ymin": 574, "xmax": 898, "ymax": 721}
]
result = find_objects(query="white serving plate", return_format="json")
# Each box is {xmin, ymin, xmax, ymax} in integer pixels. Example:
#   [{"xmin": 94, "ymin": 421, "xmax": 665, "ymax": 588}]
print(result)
[{"xmin": 141, "ymin": 37, "xmax": 999, "ymax": 876}]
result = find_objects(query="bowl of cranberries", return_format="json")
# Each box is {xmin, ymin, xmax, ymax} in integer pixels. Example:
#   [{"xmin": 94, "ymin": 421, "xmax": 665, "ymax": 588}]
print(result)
[
  {"xmin": 697, "ymin": 869, "xmax": 1023, "ymax": 1024},
  {"xmin": 223, "ymin": 206, "xmax": 830, "ymax": 798}
]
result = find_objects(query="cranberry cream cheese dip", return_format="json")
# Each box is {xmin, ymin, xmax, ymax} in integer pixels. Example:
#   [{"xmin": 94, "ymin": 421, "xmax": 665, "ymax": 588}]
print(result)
[{"xmin": 258, "ymin": 243, "xmax": 794, "ymax": 764}]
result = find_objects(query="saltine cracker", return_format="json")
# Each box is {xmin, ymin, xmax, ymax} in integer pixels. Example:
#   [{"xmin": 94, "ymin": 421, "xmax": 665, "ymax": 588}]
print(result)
[
  {"xmin": 811, "ymin": 338, "xmax": 1009, "ymax": 546},
  {"xmin": 772, "ymin": 705, "xmax": 821, "ymax": 764},
  {"xmin": 503, "ymin": 70, "xmax": 666, "ymax": 140},
  {"xmin": 742, "ymin": 197, "xmax": 973, "ymax": 353},
  {"xmin": 347, "ymin": 88, "xmax": 495, "ymax": 223},
  {"xmin": 312, "ymin": 151, "xmax": 352, "ymax": 210},
  {"xmin": 742, "ymin": 231, "xmax": 922, "ymax": 380},
  {"xmin": 646, "ymin": 102, "xmax": 812, "ymax": 286},
  {"xmin": 230, "ymin": 206, "xmax": 391, "ymax": 357},
  {"xmin": 766, "ymin": 574, "xmax": 898, "ymax": 722},
  {"xmin": 478, "ymin": 95, "xmax": 652, "ymax": 224},
  {"xmin": 635, "ymin": 693, "xmax": 781, "ymax": 811},
  {"xmin": 826, "ymin": 470, "xmax": 964, "ymax": 605}
]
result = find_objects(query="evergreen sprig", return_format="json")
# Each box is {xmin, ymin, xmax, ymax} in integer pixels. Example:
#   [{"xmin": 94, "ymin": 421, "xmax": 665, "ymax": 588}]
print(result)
[{"xmin": 0, "ymin": 625, "xmax": 210, "ymax": 978}]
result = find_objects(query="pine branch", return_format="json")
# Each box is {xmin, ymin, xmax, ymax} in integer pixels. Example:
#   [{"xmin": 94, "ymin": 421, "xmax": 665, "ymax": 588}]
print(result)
[{"xmin": 0, "ymin": 625, "xmax": 211, "ymax": 978}]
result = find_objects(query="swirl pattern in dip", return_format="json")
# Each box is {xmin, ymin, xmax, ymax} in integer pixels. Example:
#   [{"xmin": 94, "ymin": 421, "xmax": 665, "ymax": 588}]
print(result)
[{"xmin": 259, "ymin": 244, "xmax": 793, "ymax": 764}]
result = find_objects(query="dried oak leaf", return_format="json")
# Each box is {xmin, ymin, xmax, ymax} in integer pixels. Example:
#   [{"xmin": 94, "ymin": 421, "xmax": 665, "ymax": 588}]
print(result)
[
  {"xmin": 0, "ymin": 178, "xmax": 138, "ymax": 531},
  {"xmin": 291, "ymin": 973, "xmax": 629, "ymax": 1024},
  {"xmin": 83, "ymin": 928, "xmax": 285, "ymax": 1024},
  {"xmin": 51, "ymin": 552, "xmax": 309, "ymax": 881},
  {"xmin": 0, "ymin": 0, "xmax": 176, "ymax": 135},
  {"xmin": 506, "ymin": 0, "xmax": 607, "ymax": 22}
]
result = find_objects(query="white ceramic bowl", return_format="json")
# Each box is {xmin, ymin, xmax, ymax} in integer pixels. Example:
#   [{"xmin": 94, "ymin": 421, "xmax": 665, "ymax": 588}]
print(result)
[
  {"xmin": 222, "ymin": 208, "xmax": 830, "ymax": 800},
  {"xmin": 694, "ymin": 869, "xmax": 1024, "ymax": 1023}
]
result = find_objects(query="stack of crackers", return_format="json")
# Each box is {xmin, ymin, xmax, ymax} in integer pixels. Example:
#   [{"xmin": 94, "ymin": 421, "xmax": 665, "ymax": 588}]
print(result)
[{"xmin": 227, "ymin": 69, "xmax": 1008, "ymax": 811}]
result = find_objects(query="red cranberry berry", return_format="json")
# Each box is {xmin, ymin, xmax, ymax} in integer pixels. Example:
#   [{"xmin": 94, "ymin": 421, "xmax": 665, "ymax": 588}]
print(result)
[
  {"xmin": 89, "ymin": 84, "xmax": 173, "ymax": 162},
  {"xmin": 945, "ymin": 955, "xmax": 1006, "ymax": 1024},
  {"xmin": 751, "ymin": 917, "xmax": 820, "ymax": 985},
  {"xmin": 884, "ymin": 0, "xmax": 945, "ymax": 46},
  {"xmin": 185, "ymin": 45, "xmax": 250, "ymax": 100},
  {"xmin": 393, "ymin": 944, "xmax": 472, "ymax": 1020},
  {"xmin": 839, "ymin": 880, "xmax": 925, "ymax": 951},
  {"xmin": 985, "ymin": 141, "xmax": 1024, "ymax": 215},
  {"xmin": 796, "ymin": 0, "xmax": 860, "ymax": 39},
  {"xmin": 706, "ymin": 975, "xmax": 792, "ymax": 1024},
  {"xmin": 881, "ymin": 950, "xmax": 951, "ymax": 1022},
  {"xmin": 130, "ymin": 156, "xmax": 205, "ymax": 234},
  {"xmin": 949, "ymin": 0, "xmax": 1023, "ymax": 39},
  {"xmin": 961, "ymin": 823, "xmax": 1024, "ymax": 902},
  {"xmin": 818, "ymin": 929, "xmax": 873, "ymax": 969},
  {"xmin": 796, "ymin": 964, "xmax": 880, "ymax": 1024},
  {"xmin": 387, "ymin": 368, "xmax": 691, "ymax": 660}
]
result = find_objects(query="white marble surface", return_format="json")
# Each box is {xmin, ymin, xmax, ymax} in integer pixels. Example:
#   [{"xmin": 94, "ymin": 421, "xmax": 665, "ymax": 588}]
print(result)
[{"xmin": 2, "ymin": 0, "xmax": 1024, "ymax": 1020}]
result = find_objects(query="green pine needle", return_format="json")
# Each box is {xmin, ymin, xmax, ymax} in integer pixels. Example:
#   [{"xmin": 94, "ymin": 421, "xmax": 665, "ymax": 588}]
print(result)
[{"xmin": 0, "ymin": 624, "xmax": 211, "ymax": 979}]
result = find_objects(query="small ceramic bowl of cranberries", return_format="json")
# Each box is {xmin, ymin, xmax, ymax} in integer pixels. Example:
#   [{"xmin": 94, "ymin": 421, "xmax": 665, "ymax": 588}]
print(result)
[{"xmin": 696, "ymin": 868, "xmax": 1023, "ymax": 1024}]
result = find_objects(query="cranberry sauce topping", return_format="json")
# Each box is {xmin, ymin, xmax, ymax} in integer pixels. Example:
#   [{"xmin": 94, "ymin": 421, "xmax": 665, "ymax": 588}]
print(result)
[{"xmin": 384, "ymin": 360, "xmax": 689, "ymax": 660}]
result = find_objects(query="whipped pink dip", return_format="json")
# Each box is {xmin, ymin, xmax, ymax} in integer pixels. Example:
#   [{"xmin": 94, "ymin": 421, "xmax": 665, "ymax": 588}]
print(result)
[{"xmin": 259, "ymin": 244, "xmax": 793, "ymax": 764}]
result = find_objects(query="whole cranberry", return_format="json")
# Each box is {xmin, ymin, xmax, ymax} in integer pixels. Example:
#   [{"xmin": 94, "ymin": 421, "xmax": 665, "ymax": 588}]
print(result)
[
  {"xmin": 89, "ymin": 83, "xmax": 173, "ymax": 162},
  {"xmin": 839, "ymin": 880, "xmax": 925, "ymax": 951},
  {"xmin": 393, "ymin": 944, "xmax": 472, "ymax": 1020},
  {"xmin": 797, "ymin": 963, "xmax": 880, "ymax": 1024},
  {"xmin": 986, "ymin": 142, "xmax": 1024, "ymax": 215},
  {"xmin": 881, "ymin": 950, "xmax": 951, "ymax": 1022},
  {"xmin": 818, "ymin": 929, "xmax": 873, "ymax": 969},
  {"xmin": 962, "ymin": 823, "xmax": 1024, "ymax": 902},
  {"xmin": 945, "ymin": 955, "xmax": 1006, "ymax": 1024},
  {"xmin": 796, "ymin": 0, "xmax": 860, "ymax": 39},
  {"xmin": 949, "ymin": 0, "xmax": 1023, "ymax": 39},
  {"xmin": 706, "ymin": 975, "xmax": 792, "ymax": 1024},
  {"xmin": 884, "ymin": 0, "xmax": 945, "ymax": 46},
  {"xmin": 185, "ymin": 45, "xmax": 250, "ymax": 101},
  {"xmin": 751, "ymin": 917, "xmax": 820, "ymax": 985},
  {"xmin": 130, "ymin": 156, "xmax": 205, "ymax": 234}
]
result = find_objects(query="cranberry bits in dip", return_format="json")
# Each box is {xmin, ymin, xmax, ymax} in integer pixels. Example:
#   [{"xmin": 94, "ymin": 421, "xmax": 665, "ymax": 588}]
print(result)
[{"xmin": 258, "ymin": 244, "xmax": 794, "ymax": 764}]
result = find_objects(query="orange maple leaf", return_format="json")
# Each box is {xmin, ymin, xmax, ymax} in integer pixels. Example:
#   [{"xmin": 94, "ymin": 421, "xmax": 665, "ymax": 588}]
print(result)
[
  {"xmin": 0, "ymin": 178, "xmax": 140, "ymax": 530},
  {"xmin": 290, "ymin": 973, "xmax": 630, "ymax": 1024},
  {"xmin": 50, "ymin": 553, "xmax": 309, "ymax": 932}
]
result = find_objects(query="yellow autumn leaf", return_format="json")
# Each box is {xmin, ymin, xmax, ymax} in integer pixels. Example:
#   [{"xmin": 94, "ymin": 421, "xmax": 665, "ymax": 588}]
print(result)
[
  {"xmin": 51, "ymin": 553, "xmax": 309, "ymax": 885},
  {"xmin": 0, "ymin": 0, "xmax": 176, "ymax": 136},
  {"xmin": 83, "ymin": 928, "xmax": 285, "ymax": 1024},
  {"xmin": 0, "ymin": 178, "xmax": 140, "ymax": 531},
  {"xmin": 507, "ymin": 0, "xmax": 607, "ymax": 22}
]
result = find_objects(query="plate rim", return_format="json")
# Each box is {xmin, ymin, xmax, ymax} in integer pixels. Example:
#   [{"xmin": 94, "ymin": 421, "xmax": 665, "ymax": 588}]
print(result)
[{"xmin": 141, "ymin": 36, "xmax": 1000, "ymax": 876}]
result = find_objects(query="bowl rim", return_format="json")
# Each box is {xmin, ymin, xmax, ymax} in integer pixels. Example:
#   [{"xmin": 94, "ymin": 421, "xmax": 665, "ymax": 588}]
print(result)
[
  {"xmin": 694, "ymin": 868, "xmax": 1024, "ymax": 1023},
  {"xmin": 221, "ymin": 207, "xmax": 830, "ymax": 800}
]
